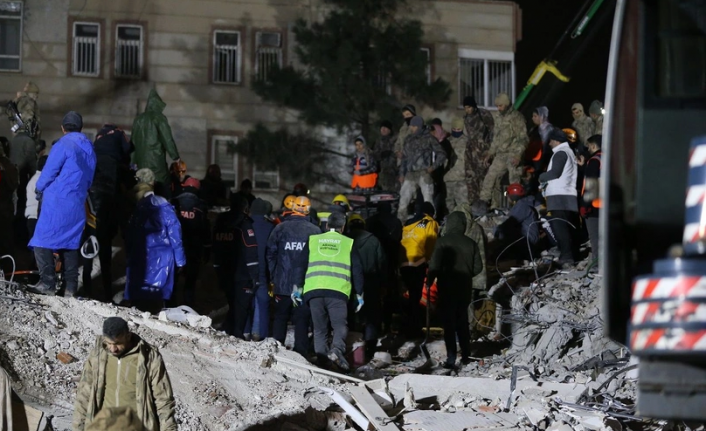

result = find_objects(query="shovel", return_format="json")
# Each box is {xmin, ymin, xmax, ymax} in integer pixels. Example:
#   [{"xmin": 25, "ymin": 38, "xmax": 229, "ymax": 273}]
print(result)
[{"xmin": 413, "ymin": 285, "xmax": 434, "ymax": 374}]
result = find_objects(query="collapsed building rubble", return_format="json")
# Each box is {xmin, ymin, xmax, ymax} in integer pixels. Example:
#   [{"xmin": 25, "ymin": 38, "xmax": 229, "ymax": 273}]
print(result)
[{"xmin": 0, "ymin": 251, "xmax": 663, "ymax": 431}]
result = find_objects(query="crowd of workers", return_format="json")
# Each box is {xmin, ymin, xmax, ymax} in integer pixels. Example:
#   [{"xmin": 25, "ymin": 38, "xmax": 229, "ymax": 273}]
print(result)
[{"xmin": 0, "ymin": 82, "xmax": 605, "ymax": 430}]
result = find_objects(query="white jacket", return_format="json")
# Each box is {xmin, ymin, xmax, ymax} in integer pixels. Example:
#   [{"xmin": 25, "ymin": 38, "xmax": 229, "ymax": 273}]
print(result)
[
  {"xmin": 24, "ymin": 170, "xmax": 41, "ymax": 219},
  {"xmin": 545, "ymin": 142, "xmax": 577, "ymax": 198}
]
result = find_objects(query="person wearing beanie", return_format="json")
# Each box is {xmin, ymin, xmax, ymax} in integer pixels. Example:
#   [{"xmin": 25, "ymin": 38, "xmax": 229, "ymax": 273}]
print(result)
[
  {"xmin": 538, "ymin": 128, "xmax": 579, "ymax": 269},
  {"xmin": 479, "ymin": 93, "xmax": 529, "ymax": 208},
  {"xmin": 393, "ymin": 104, "xmax": 417, "ymax": 159},
  {"xmin": 397, "ymin": 116, "xmax": 447, "ymax": 221},
  {"xmin": 571, "ymin": 103, "xmax": 596, "ymax": 146},
  {"xmin": 350, "ymin": 136, "xmax": 378, "ymax": 190},
  {"xmin": 245, "ymin": 198, "xmax": 275, "ymax": 341},
  {"xmin": 170, "ymin": 177, "xmax": 210, "ymax": 308},
  {"xmin": 462, "ymin": 95, "xmax": 495, "ymax": 205},
  {"xmin": 588, "ymin": 100, "xmax": 604, "ymax": 135},
  {"xmin": 375, "ymin": 120, "xmax": 398, "ymax": 191},
  {"xmin": 444, "ymin": 117, "xmax": 470, "ymax": 211},
  {"xmin": 28, "ymin": 111, "xmax": 96, "ymax": 298}
]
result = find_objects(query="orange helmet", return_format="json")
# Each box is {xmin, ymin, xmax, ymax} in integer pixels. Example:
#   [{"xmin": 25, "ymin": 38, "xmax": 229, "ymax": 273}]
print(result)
[
  {"xmin": 507, "ymin": 183, "xmax": 526, "ymax": 198},
  {"xmin": 283, "ymin": 194, "xmax": 296, "ymax": 210},
  {"xmin": 562, "ymin": 128, "xmax": 577, "ymax": 144},
  {"xmin": 292, "ymin": 196, "xmax": 311, "ymax": 214}
]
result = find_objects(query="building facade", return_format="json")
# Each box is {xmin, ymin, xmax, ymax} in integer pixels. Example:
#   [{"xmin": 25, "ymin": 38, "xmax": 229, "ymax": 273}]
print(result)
[{"xmin": 0, "ymin": 0, "xmax": 521, "ymax": 202}]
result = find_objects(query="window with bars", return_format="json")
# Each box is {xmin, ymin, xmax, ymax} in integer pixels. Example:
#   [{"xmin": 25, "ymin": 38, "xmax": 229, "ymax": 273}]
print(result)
[
  {"xmin": 72, "ymin": 22, "xmax": 100, "ymax": 77},
  {"xmin": 253, "ymin": 165, "xmax": 280, "ymax": 190},
  {"xmin": 255, "ymin": 31, "xmax": 282, "ymax": 82},
  {"xmin": 115, "ymin": 24, "xmax": 143, "ymax": 78},
  {"xmin": 213, "ymin": 30, "xmax": 241, "ymax": 84},
  {"xmin": 210, "ymin": 135, "xmax": 238, "ymax": 184},
  {"xmin": 458, "ymin": 50, "xmax": 514, "ymax": 108},
  {"xmin": 421, "ymin": 47, "xmax": 431, "ymax": 85},
  {"xmin": 0, "ymin": 1, "xmax": 22, "ymax": 71}
]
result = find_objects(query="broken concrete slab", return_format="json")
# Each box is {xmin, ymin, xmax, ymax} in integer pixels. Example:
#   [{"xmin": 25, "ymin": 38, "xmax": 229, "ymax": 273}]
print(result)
[{"xmin": 403, "ymin": 410, "xmax": 518, "ymax": 431}]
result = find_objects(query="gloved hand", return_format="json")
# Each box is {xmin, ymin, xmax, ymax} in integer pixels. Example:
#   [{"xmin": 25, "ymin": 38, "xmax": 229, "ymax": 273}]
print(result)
[
  {"xmin": 355, "ymin": 294, "xmax": 364, "ymax": 313},
  {"xmin": 291, "ymin": 286, "xmax": 303, "ymax": 307}
]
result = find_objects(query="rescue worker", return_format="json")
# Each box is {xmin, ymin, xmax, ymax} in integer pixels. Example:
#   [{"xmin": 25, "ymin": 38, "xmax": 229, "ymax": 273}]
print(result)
[
  {"xmin": 350, "ymin": 136, "xmax": 378, "ymax": 190},
  {"xmin": 589, "ymin": 100, "xmax": 604, "ymax": 135},
  {"xmin": 267, "ymin": 195, "xmax": 321, "ymax": 356},
  {"xmin": 375, "ymin": 120, "xmax": 398, "ymax": 191},
  {"xmin": 532, "ymin": 106, "xmax": 553, "ymax": 145},
  {"xmin": 25, "ymin": 155, "xmax": 47, "ymax": 245},
  {"xmin": 86, "ymin": 124, "xmax": 132, "ymax": 301},
  {"xmin": 347, "ymin": 213, "xmax": 386, "ymax": 360},
  {"xmin": 301, "ymin": 211, "xmax": 364, "ymax": 370},
  {"xmin": 400, "ymin": 199, "xmax": 438, "ymax": 338},
  {"xmin": 394, "ymin": 104, "xmax": 416, "ymax": 158},
  {"xmin": 462, "ymin": 96, "xmax": 495, "ymax": 205},
  {"xmin": 539, "ymin": 129, "xmax": 579, "ymax": 268},
  {"xmin": 168, "ymin": 160, "xmax": 188, "ymax": 197},
  {"xmin": 292, "ymin": 183, "xmax": 309, "ymax": 197},
  {"xmin": 131, "ymin": 89, "xmax": 181, "ymax": 188},
  {"xmin": 479, "ymin": 93, "xmax": 529, "ymax": 208},
  {"xmin": 73, "ymin": 317, "xmax": 176, "ymax": 431},
  {"xmin": 318, "ymin": 194, "xmax": 351, "ymax": 231},
  {"xmin": 125, "ymin": 168, "xmax": 185, "ymax": 314},
  {"xmin": 0, "ymin": 139, "xmax": 18, "ymax": 271},
  {"xmin": 171, "ymin": 177, "xmax": 211, "ymax": 308},
  {"xmin": 200, "ymin": 164, "xmax": 229, "ymax": 207},
  {"xmin": 493, "ymin": 183, "xmax": 546, "ymax": 260},
  {"xmin": 571, "ymin": 103, "xmax": 596, "ymax": 147},
  {"xmin": 212, "ymin": 194, "xmax": 259, "ymax": 339},
  {"xmin": 446, "ymin": 202, "xmax": 488, "ymax": 293},
  {"xmin": 279, "ymin": 193, "xmax": 296, "ymax": 220},
  {"xmin": 249, "ymin": 198, "xmax": 275, "ymax": 340},
  {"xmin": 28, "ymin": 112, "xmax": 96, "ymax": 298},
  {"xmin": 427, "ymin": 212, "xmax": 483, "ymax": 369},
  {"xmin": 578, "ymin": 135, "xmax": 602, "ymax": 263},
  {"xmin": 429, "ymin": 118, "xmax": 452, "ymax": 218},
  {"xmin": 235, "ymin": 178, "xmax": 256, "ymax": 206},
  {"xmin": 444, "ymin": 118, "xmax": 469, "ymax": 212},
  {"xmin": 398, "ymin": 116, "xmax": 447, "ymax": 221}
]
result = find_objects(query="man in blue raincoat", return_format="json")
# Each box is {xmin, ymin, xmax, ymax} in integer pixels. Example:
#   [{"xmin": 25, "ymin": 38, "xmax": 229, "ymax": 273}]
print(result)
[
  {"xmin": 125, "ymin": 169, "xmax": 186, "ymax": 314},
  {"xmin": 28, "ymin": 111, "xmax": 96, "ymax": 297}
]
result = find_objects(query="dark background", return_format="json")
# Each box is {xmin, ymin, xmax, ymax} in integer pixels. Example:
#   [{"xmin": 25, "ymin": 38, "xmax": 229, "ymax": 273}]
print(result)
[{"xmin": 513, "ymin": 0, "xmax": 615, "ymax": 127}]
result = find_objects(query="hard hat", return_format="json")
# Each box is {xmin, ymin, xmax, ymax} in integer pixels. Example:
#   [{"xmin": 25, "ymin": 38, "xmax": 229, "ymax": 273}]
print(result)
[
  {"xmin": 292, "ymin": 196, "xmax": 311, "ymax": 215},
  {"xmin": 24, "ymin": 81, "xmax": 39, "ymax": 94},
  {"xmin": 170, "ymin": 160, "xmax": 187, "ymax": 176},
  {"xmin": 348, "ymin": 213, "xmax": 365, "ymax": 226},
  {"xmin": 562, "ymin": 128, "xmax": 577, "ymax": 144},
  {"xmin": 81, "ymin": 235, "xmax": 100, "ymax": 259},
  {"xmin": 507, "ymin": 183, "xmax": 526, "ymax": 198},
  {"xmin": 283, "ymin": 194, "xmax": 296, "ymax": 210},
  {"xmin": 293, "ymin": 183, "xmax": 309, "ymax": 196},
  {"xmin": 182, "ymin": 177, "xmax": 200, "ymax": 190},
  {"xmin": 332, "ymin": 194, "xmax": 350, "ymax": 208}
]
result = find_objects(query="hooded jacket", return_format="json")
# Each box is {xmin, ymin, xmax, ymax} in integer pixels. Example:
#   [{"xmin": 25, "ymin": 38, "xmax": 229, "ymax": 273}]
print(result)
[
  {"xmin": 351, "ymin": 137, "xmax": 378, "ymax": 175},
  {"xmin": 266, "ymin": 214, "xmax": 322, "ymax": 295},
  {"xmin": 446, "ymin": 205, "xmax": 487, "ymax": 291},
  {"xmin": 131, "ymin": 90, "xmax": 180, "ymax": 185},
  {"xmin": 29, "ymin": 132, "xmax": 96, "ymax": 250},
  {"xmin": 349, "ymin": 228, "xmax": 387, "ymax": 291},
  {"xmin": 73, "ymin": 335, "xmax": 176, "ymax": 431},
  {"xmin": 251, "ymin": 210, "xmax": 275, "ymax": 287},
  {"xmin": 571, "ymin": 104, "xmax": 596, "ymax": 146},
  {"xmin": 172, "ymin": 191, "xmax": 210, "ymax": 251},
  {"xmin": 400, "ymin": 129, "xmax": 447, "ymax": 177},
  {"xmin": 496, "ymin": 195, "xmax": 543, "ymax": 245},
  {"xmin": 212, "ymin": 210, "xmax": 259, "ymax": 285},
  {"xmin": 427, "ymin": 212, "xmax": 482, "ymax": 303},
  {"xmin": 125, "ymin": 193, "xmax": 186, "ymax": 301},
  {"xmin": 400, "ymin": 213, "xmax": 438, "ymax": 266}
]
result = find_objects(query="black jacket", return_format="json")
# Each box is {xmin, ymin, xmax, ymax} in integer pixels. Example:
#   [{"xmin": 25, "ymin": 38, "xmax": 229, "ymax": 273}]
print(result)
[
  {"xmin": 366, "ymin": 208, "xmax": 402, "ymax": 267},
  {"xmin": 427, "ymin": 212, "xmax": 482, "ymax": 303},
  {"xmin": 266, "ymin": 214, "xmax": 322, "ymax": 295},
  {"xmin": 90, "ymin": 125, "xmax": 132, "ymax": 213},
  {"xmin": 348, "ymin": 228, "xmax": 386, "ymax": 293},
  {"xmin": 212, "ymin": 211, "xmax": 259, "ymax": 285},
  {"xmin": 172, "ymin": 191, "xmax": 210, "ymax": 251}
]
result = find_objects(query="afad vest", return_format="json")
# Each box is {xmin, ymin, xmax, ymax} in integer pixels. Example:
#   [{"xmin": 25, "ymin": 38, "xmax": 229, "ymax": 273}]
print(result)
[{"xmin": 303, "ymin": 231, "xmax": 354, "ymax": 298}]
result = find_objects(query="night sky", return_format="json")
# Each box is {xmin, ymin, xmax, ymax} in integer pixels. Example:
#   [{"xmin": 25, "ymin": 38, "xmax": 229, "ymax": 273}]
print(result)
[{"xmin": 513, "ymin": 0, "xmax": 614, "ymax": 127}]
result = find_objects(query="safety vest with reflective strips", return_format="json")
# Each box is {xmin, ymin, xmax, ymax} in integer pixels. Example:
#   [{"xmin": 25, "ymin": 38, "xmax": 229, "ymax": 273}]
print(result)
[
  {"xmin": 581, "ymin": 151, "xmax": 602, "ymax": 209},
  {"xmin": 302, "ymin": 231, "xmax": 354, "ymax": 298}
]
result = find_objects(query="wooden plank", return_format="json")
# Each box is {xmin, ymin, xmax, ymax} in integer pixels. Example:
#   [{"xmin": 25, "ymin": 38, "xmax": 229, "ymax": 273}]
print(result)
[{"xmin": 348, "ymin": 385, "xmax": 401, "ymax": 431}]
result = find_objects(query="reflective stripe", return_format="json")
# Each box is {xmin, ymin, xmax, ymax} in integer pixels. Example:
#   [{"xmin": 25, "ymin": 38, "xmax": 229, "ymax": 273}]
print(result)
[
  {"xmin": 305, "ymin": 270, "xmax": 351, "ymax": 282},
  {"xmin": 308, "ymin": 260, "xmax": 351, "ymax": 271},
  {"xmin": 401, "ymin": 257, "xmax": 427, "ymax": 267},
  {"xmin": 246, "ymin": 262, "xmax": 259, "ymax": 266}
]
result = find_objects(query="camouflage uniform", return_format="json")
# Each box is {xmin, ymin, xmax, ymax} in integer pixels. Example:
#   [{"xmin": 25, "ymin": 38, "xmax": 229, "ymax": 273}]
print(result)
[
  {"xmin": 444, "ymin": 134, "xmax": 469, "ymax": 211},
  {"xmin": 375, "ymin": 134, "xmax": 399, "ymax": 191},
  {"xmin": 571, "ymin": 103, "xmax": 595, "ymax": 146},
  {"xmin": 593, "ymin": 115, "xmax": 604, "ymax": 135},
  {"xmin": 479, "ymin": 107, "xmax": 528, "ymax": 203},
  {"xmin": 589, "ymin": 100, "xmax": 604, "ymax": 135},
  {"xmin": 394, "ymin": 121, "xmax": 411, "ymax": 155},
  {"xmin": 463, "ymin": 109, "xmax": 495, "ymax": 204},
  {"xmin": 398, "ymin": 130, "xmax": 447, "ymax": 220},
  {"xmin": 14, "ymin": 93, "xmax": 40, "ymax": 136}
]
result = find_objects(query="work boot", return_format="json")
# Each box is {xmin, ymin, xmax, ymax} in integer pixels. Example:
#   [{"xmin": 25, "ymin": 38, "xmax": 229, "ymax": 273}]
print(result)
[
  {"xmin": 328, "ymin": 349, "xmax": 350, "ymax": 371},
  {"xmin": 442, "ymin": 360, "xmax": 459, "ymax": 371},
  {"xmin": 27, "ymin": 282, "xmax": 56, "ymax": 296}
]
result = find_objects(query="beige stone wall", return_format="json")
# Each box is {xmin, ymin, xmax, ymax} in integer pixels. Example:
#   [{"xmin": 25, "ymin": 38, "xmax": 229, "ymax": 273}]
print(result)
[{"xmin": 0, "ymin": 0, "xmax": 519, "ymax": 203}]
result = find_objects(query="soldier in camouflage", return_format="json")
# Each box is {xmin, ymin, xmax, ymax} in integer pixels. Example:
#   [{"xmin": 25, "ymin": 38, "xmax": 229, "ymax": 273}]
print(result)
[
  {"xmin": 375, "ymin": 120, "xmax": 399, "ymax": 191},
  {"xmin": 479, "ymin": 93, "xmax": 528, "ymax": 206},
  {"xmin": 571, "ymin": 103, "xmax": 595, "ymax": 146},
  {"xmin": 397, "ymin": 116, "xmax": 447, "ymax": 220},
  {"xmin": 8, "ymin": 82, "xmax": 40, "ymax": 178},
  {"xmin": 444, "ymin": 118, "xmax": 469, "ymax": 211},
  {"xmin": 394, "ymin": 104, "xmax": 416, "ymax": 159},
  {"xmin": 589, "ymin": 100, "xmax": 604, "ymax": 135},
  {"xmin": 462, "ymin": 96, "xmax": 495, "ymax": 206}
]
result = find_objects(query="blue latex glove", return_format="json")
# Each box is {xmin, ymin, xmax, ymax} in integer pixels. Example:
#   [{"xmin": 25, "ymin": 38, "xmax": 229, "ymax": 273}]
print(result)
[
  {"xmin": 355, "ymin": 294, "xmax": 364, "ymax": 313},
  {"xmin": 291, "ymin": 286, "xmax": 303, "ymax": 307}
]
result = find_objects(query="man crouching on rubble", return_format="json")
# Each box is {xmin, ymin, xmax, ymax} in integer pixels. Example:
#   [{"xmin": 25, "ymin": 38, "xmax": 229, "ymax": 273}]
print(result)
[{"xmin": 73, "ymin": 317, "xmax": 177, "ymax": 431}]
